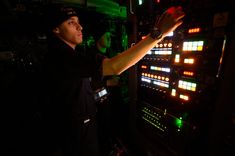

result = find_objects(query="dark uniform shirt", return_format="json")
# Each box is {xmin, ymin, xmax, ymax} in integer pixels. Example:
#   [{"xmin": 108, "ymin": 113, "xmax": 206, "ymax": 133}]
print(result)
[{"xmin": 41, "ymin": 36, "xmax": 106, "ymax": 156}]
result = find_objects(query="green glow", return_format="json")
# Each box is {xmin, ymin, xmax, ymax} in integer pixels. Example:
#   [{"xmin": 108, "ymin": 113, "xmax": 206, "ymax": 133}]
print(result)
[
  {"xmin": 175, "ymin": 117, "xmax": 183, "ymax": 129},
  {"xmin": 86, "ymin": 0, "xmax": 127, "ymax": 19}
]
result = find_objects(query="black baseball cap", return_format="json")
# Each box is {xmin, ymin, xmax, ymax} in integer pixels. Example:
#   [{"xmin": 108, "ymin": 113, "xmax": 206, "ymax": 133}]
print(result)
[{"xmin": 43, "ymin": 3, "xmax": 78, "ymax": 31}]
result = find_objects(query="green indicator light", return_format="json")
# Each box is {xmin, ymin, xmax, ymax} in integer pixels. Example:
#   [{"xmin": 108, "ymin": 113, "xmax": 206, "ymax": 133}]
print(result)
[
  {"xmin": 138, "ymin": 0, "xmax": 143, "ymax": 5},
  {"xmin": 175, "ymin": 117, "xmax": 183, "ymax": 129}
]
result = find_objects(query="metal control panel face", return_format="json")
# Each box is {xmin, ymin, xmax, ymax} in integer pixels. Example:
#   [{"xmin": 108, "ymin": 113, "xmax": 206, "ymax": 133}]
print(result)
[{"xmin": 136, "ymin": 0, "xmax": 231, "ymax": 155}]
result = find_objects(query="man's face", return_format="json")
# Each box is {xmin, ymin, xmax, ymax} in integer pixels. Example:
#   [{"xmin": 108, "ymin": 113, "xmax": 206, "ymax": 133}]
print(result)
[{"xmin": 53, "ymin": 16, "xmax": 83, "ymax": 49}]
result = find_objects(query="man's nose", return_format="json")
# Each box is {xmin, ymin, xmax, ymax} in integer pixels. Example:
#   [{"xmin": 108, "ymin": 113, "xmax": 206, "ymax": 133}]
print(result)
[{"xmin": 76, "ymin": 23, "xmax": 83, "ymax": 30}]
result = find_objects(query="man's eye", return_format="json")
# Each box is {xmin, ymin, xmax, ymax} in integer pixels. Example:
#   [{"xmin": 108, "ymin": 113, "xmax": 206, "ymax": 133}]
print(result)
[{"xmin": 68, "ymin": 21, "xmax": 74, "ymax": 24}]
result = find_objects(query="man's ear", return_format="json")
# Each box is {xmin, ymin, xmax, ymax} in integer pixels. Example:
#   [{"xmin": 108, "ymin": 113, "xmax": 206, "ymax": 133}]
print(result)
[{"xmin": 53, "ymin": 27, "xmax": 60, "ymax": 34}]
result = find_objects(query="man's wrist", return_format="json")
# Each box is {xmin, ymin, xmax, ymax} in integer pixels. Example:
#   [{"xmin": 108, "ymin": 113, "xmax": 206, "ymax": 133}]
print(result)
[{"xmin": 150, "ymin": 27, "xmax": 163, "ymax": 40}]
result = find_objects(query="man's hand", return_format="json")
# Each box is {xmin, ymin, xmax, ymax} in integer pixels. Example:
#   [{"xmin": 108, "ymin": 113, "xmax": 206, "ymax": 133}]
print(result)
[{"xmin": 155, "ymin": 6, "xmax": 185, "ymax": 38}]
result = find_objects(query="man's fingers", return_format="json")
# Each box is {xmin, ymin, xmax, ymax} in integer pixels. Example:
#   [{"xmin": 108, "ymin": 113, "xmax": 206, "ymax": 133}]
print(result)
[
  {"xmin": 166, "ymin": 6, "xmax": 185, "ymax": 21},
  {"xmin": 175, "ymin": 13, "xmax": 185, "ymax": 21}
]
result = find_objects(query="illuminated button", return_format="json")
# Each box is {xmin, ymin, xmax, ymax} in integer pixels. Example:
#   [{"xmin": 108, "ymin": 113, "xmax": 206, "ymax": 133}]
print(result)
[
  {"xmin": 171, "ymin": 89, "xmax": 176, "ymax": 96},
  {"xmin": 168, "ymin": 43, "xmax": 172, "ymax": 47},
  {"xmin": 183, "ymin": 41, "xmax": 204, "ymax": 51}
]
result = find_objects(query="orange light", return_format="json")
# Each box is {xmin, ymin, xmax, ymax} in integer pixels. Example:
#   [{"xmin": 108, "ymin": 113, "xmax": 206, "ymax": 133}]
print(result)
[
  {"xmin": 141, "ymin": 65, "xmax": 147, "ymax": 69},
  {"xmin": 183, "ymin": 71, "xmax": 194, "ymax": 76},
  {"xmin": 188, "ymin": 27, "xmax": 201, "ymax": 33}
]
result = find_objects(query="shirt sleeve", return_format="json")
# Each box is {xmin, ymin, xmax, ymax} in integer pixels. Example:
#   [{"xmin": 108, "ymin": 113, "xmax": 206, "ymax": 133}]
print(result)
[{"xmin": 92, "ymin": 53, "xmax": 107, "ymax": 80}]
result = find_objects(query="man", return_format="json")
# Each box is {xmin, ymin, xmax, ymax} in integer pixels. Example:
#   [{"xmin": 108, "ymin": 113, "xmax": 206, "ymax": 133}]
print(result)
[{"xmin": 41, "ymin": 3, "xmax": 185, "ymax": 156}]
